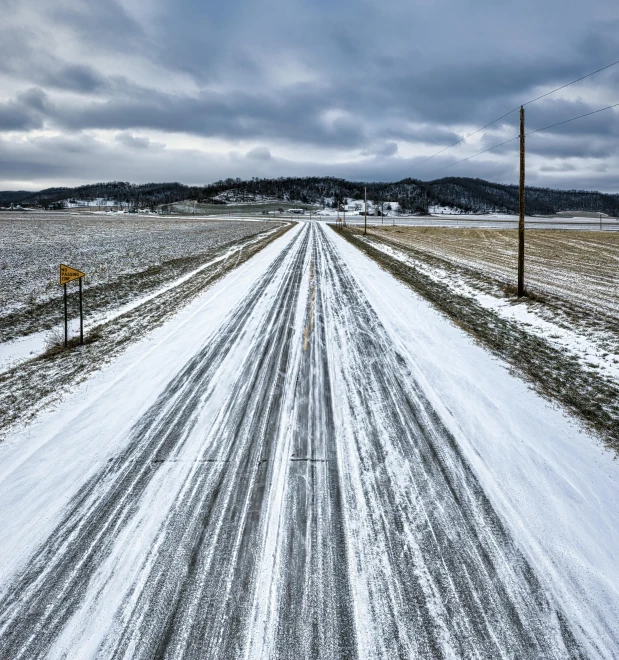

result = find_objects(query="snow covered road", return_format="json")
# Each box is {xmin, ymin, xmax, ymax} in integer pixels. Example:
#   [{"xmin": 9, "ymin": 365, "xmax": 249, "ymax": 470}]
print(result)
[{"xmin": 0, "ymin": 222, "xmax": 617, "ymax": 658}]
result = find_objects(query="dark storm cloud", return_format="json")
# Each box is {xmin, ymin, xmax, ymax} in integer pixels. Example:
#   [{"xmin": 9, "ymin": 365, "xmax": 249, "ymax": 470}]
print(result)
[
  {"xmin": 0, "ymin": 25, "xmax": 107, "ymax": 95},
  {"xmin": 385, "ymin": 124, "xmax": 462, "ymax": 147},
  {"xmin": 18, "ymin": 88, "xmax": 48, "ymax": 113},
  {"xmin": 0, "ymin": 104, "xmax": 41, "ymax": 132},
  {"xmin": 47, "ymin": 65, "xmax": 107, "ymax": 93},
  {"xmin": 1, "ymin": 0, "xmax": 618, "ymax": 189},
  {"xmin": 0, "ymin": 89, "xmax": 47, "ymax": 131},
  {"xmin": 14, "ymin": 83, "xmax": 371, "ymax": 149},
  {"xmin": 525, "ymin": 99, "xmax": 619, "ymax": 138}
]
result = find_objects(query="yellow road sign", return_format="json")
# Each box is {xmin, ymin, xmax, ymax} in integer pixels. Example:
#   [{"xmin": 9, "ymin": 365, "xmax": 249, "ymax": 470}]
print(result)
[{"xmin": 59, "ymin": 264, "xmax": 85, "ymax": 285}]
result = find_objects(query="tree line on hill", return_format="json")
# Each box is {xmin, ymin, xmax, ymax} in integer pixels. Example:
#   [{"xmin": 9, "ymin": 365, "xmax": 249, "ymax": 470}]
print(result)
[{"xmin": 1, "ymin": 177, "xmax": 618, "ymax": 216}]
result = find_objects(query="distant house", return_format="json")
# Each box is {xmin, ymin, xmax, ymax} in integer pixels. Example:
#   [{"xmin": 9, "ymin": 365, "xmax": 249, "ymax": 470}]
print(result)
[{"xmin": 288, "ymin": 208, "xmax": 305, "ymax": 214}]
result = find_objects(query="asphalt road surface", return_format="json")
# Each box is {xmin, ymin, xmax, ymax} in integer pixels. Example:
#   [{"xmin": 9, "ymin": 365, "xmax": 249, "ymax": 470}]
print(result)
[{"xmin": 0, "ymin": 223, "xmax": 595, "ymax": 658}]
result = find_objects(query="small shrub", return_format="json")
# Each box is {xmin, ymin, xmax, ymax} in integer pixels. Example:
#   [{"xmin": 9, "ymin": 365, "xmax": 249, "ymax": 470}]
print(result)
[{"xmin": 43, "ymin": 327, "xmax": 66, "ymax": 353}]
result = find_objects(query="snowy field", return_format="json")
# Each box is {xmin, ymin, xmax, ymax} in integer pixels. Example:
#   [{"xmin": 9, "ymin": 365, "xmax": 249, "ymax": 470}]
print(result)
[
  {"xmin": 0, "ymin": 211, "xmax": 283, "ymax": 370},
  {"xmin": 364, "ymin": 225, "xmax": 619, "ymax": 317},
  {"xmin": 0, "ymin": 211, "xmax": 280, "ymax": 317},
  {"xmin": 0, "ymin": 222, "xmax": 617, "ymax": 658},
  {"xmin": 342, "ymin": 212, "xmax": 619, "ymax": 231}
]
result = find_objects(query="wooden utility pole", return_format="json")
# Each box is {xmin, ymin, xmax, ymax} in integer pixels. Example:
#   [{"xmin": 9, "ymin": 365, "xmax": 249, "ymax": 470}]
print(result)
[
  {"xmin": 364, "ymin": 187, "xmax": 367, "ymax": 235},
  {"xmin": 518, "ymin": 105, "xmax": 525, "ymax": 298}
]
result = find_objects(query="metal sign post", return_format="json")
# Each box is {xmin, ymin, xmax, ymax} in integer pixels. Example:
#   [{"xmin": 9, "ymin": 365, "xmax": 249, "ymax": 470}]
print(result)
[
  {"xmin": 64, "ymin": 283, "xmax": 68, "ymax": 347},
  {"xmin": 79, "ymin": 276, "xmax": 84, "ymax": 345},
  {"xmin": 59, "ymin": 264, "xmax": 86, "ymax": 347}
]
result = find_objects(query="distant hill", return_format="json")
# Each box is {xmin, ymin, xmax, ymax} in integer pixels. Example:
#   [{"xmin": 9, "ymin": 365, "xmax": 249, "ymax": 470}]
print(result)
[
  {"xmin": 2, "ymin": 177, "xmax": 618, "ymax": 216},
  {"xmin": 0, "ymin": 182, "xmax": 194, "ymax": 210},
  {"xmin": 0, "ymin": 191, "xmax": 37, "ymax": 205}
]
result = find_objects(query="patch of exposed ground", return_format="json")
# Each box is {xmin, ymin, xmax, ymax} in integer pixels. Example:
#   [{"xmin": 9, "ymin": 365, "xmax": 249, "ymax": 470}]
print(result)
[
  {"xmin": 0, "ymin": 224, "xmax": 292, "ymax": 439},
  {"xmin": 336, "ymin": 226, "xmax": 619, "ymax": 453}
]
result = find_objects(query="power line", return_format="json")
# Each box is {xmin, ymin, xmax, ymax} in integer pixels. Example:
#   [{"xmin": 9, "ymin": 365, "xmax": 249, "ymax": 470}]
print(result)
[
  {"xmin": 427, "ymin": 136, "xmax": 520, "ymax": 175},
  {"xmin": 411, "ymin": 109, "xmax": 518, "ymax": 168},
  {"xmin": 521, "ymin": 59, "xmax": 619, "ymax": 107},
  {"xmin": 413, "ymin": 57, "xmax": 619, "ymax": 170},
  {"xmin": 526, "ymin": 101, "xmax": 619, "ymax": 136},
  {"xmin": 426, "ymin": 101, "xmax": 619, "ymax": 176}
]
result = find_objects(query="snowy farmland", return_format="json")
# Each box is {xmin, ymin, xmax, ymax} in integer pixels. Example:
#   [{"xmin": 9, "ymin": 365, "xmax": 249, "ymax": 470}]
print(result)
[
  {"xmin": 0, "ymin": 210, "xmax": 287, "ymax": 368},
  {"xmin": 364, "ymin": 226, "xmax": 619, "ymax": 316},
  {"xmin": 0, "ymin": 211, "xmax": 280, "ymax": 319}
]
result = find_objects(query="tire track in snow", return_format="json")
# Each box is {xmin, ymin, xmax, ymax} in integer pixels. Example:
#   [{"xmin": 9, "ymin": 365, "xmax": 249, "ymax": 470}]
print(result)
[
  {"xmin": 316, "ymin": 223, "xmax": 583, "ymax": 658},
  {"xmin": 248, "ymin": 227, "xmax": 357, "ymax": 658},
  {"xmin": 0, "ymin": 226, "xmax": 310, "ymax": 658},
  {"xmin": 107, "ymin": 225, "xmax": 311, "ymax": 659}
]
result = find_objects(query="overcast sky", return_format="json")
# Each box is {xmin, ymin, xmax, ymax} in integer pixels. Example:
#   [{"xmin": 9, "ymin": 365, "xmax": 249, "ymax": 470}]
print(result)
[{"xmin": 1, "ymin": 0, "xmax": 618, "ymax": 191}]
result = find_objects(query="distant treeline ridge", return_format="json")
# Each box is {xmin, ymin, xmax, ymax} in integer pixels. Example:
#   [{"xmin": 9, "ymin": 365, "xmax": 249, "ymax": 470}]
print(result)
[{"xmin": 2, "ymin": 176, "xmax": 618, "ymax": 215}]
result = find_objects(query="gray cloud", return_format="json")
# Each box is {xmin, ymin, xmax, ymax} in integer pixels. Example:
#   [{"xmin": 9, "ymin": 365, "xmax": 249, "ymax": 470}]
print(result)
[
  {"xmin": 0, "ymin": 105, "xmax": 41, "ymax": 132},
  {"xmin": 47, "ymin": 65, "xmax": 107, "ymax": 93},
  {"xmin": 0, "ymin": 0, "xmax": 618, "ymax": 190},
  {"xmin": 246, "ymin": 146, "xmax": 272, "ymax": 160},
  {"xmin": 526, "ymin": 133, "xmax": 617, "ymax": 159},
  {"xmin": 115, "ymin": 132, "xmax": 159, "ymax": 149},
  {"xmin": 0, "ymin": 88, "xmax": 48, "ymax": 131},
  {"xmin": 373, "ymin": 142, "xmax": 399, "ymax": 157},
  {"xmin": 52, "ymin": 0, "xmax": 147, "ymax": 52},
  {"xmin": 539, "ymin": 163, "xmax": 578, "ymax": 173}
]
